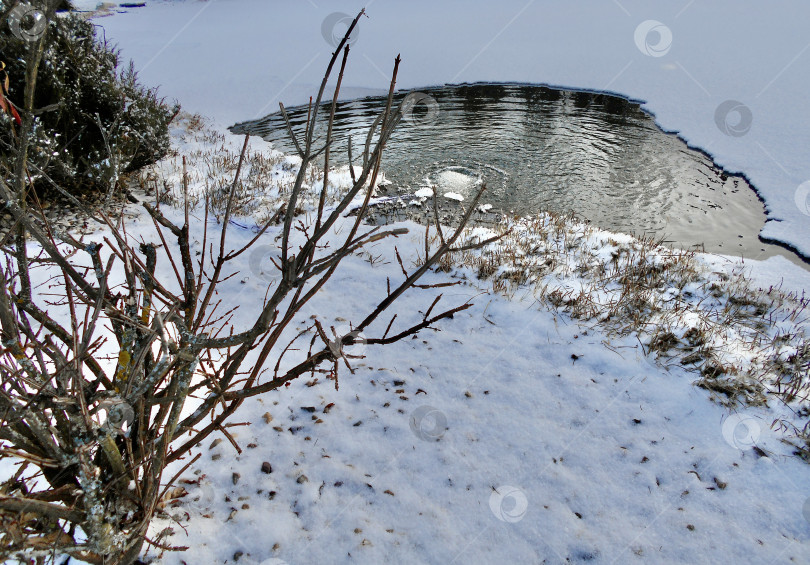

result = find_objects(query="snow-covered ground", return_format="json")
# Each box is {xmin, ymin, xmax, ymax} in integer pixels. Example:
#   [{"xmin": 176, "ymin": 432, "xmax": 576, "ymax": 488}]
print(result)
[
  {"xmin": 129, "ymin": 119, "xmax": 810, "ymax": 564},
  {"xmin": 156, "ymin": 240, "xmax": 810, "ymax": 564},
  {"xmin": 129, "ymin": 119, "xmax": 809, "ymax": 564},
  {"xmin": 21, "ymin": 2, "xmax": 810, "ymax": 563}
]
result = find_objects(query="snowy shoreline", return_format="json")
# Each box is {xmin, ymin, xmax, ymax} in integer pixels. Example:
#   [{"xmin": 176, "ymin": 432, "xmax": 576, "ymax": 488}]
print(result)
[
  {"xmin": 232, "ymin": 78, "xmax": 810, "ymax": 269},
  {"xmin": 83, "ymin": 0, "xmax": 810, "ymax": 262}
]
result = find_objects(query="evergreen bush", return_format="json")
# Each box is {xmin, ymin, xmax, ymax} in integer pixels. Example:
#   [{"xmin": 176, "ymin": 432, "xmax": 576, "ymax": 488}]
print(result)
[{"xmin": 0, "ymin": 6, "xmax": 178, "ymax": 196}]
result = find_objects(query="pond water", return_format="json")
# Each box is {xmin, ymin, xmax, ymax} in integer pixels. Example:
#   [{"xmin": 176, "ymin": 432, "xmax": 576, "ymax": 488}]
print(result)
[{"xmin": 232, "ymin": 83, "xmax": 803, "ymax": 266}]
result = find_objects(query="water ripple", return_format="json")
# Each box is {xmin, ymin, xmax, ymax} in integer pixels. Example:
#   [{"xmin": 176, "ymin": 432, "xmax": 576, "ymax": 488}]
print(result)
[{"xmin": 233, "ymin": 83, "xmax": 788, "ymax": 261}]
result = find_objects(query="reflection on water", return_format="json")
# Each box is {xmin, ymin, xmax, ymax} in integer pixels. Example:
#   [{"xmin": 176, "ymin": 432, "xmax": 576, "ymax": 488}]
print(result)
[{"xmin": 232, "ymin": 83, "xmax": 800, "ymax": 264}]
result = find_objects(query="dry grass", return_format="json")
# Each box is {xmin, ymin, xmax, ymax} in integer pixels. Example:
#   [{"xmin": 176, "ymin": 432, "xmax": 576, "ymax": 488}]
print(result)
[
  {"xmin": 440, "ymin": 212, "xmax": 810, "ymax": 458},
  {"xmin": 132, "ymin": 112, "xmax": 342, "ymax": 226},
  {"xmin": 132, "ymin": 114, "xmax": 810, "ymax": 459}
]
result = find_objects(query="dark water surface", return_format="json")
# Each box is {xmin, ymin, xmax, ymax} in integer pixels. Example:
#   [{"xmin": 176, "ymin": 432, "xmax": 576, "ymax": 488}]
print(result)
[{"xmin": 233, "ymin": 83, "xmax": 802, "ymax": 266}]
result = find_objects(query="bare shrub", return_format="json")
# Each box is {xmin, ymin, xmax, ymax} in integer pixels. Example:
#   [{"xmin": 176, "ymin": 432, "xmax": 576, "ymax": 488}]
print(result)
[{"xmin": 0, "ymin": 9, "xmax": 498, "ymax": 563}]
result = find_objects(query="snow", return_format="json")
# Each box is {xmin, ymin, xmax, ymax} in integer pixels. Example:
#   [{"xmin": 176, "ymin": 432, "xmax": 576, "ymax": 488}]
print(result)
[
  {"xmin": 705, "ymin": 253, "xmax": 810, "ymax": 297},
  {"xmin": 158, "ymin": 264, "xmax": 809, "ymax": 563},
  {"xmin": 87, "ymin": 0, "xmax": 810, "ymax": 259},
  {"xmin": 111, "ymin": 123, "xmax": 808, "ymax": 564},
  {"xmin": 126, "ymin": 189, "xmax": 808, "ymax": 564}
]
